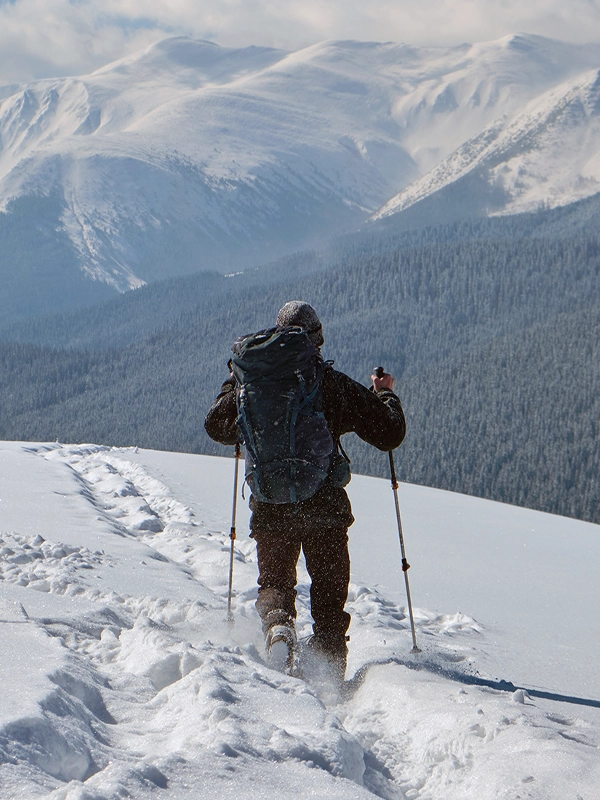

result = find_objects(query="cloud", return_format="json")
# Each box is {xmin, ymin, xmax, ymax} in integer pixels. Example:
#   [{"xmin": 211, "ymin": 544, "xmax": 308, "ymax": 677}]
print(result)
[
  {"xmin": 2, "ymin": 0, "xmax": 600, "ymax": 85},
  {"xmin": 0, "ymin": 0, "xmax": 163, "ymax": 85}
]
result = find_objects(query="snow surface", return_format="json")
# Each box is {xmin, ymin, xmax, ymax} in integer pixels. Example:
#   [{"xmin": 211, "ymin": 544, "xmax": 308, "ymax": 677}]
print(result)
[
  {"xmin": 373, "ymin": 66, "xmax": 600, "ymax": 220},
  {"xmin": 0, "ymin": 441, "xmax": 598, "ymax": 799},
  {"xmin": 3, "ymin": 34, "xmax": 600, "ymax": 287}
]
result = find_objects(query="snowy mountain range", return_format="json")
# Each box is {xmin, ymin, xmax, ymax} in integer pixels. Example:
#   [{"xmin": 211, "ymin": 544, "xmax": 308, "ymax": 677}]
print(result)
[
  {"xmin": 373, "ymin": 64, "xmax": 600, "ymax": 222},
  {"xmin": 1, "ymin": 441, "xmax": 599, "ymax": 798},
  {"xmin": 3, "ymin": 33, "xmax": 600, "ymax": 297}
]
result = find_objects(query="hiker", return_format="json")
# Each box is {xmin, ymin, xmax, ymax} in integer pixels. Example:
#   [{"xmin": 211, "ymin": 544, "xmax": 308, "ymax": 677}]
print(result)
[{"xmin": 204, "ymin": 301, "xmax": 406, "ymax": 683}]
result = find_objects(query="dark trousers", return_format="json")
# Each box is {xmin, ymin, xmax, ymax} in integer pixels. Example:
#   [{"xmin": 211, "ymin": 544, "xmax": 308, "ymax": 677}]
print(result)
[{"xmin": 252, "ymin": 525, "xmax": 351, "ymax": 641}]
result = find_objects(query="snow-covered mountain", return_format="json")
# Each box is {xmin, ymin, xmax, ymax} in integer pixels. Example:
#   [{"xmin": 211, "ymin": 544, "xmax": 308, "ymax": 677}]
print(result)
[
  {"xmin": 0, "ymin": 441, "xmax": 599, "ymax": 798},
  {"xmin": 3, "ymin": 34, "xmax": 600, "ymax": 296},
  {"xmin": 373, "ymin": 66, "xmax": 600, "ymax": 221}
]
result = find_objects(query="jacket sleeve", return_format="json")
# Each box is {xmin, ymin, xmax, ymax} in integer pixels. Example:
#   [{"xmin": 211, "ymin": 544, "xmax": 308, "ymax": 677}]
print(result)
[
  {"xmin": 204, "ymin": 377, "xmax": 239, "ymax": 446},
  {"xmin": 325, "ymin": 369, "xmax": 406, "ymax": 451}
]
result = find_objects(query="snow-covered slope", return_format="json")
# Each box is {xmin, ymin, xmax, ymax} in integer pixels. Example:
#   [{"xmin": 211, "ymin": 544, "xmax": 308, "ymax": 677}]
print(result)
[
  {"xmin": 1, "ymin": 441, "xmax": 598, "ymax": 799},
  {"xmin": 3, "ymin": 34, "xmax": 600, "ymax": 293},
  {"xmin": 374, "ymin": 66, "xmax": 600, "ymax": 220}
]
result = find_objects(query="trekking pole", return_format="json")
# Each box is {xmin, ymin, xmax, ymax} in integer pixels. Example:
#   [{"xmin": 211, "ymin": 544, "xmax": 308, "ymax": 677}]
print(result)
[
  {"xmin": 226, "ymin": 442, "xmax": 241, "ymax": 624},
  {"xmin": 375, "ymin": 366, "xmax": 421, "ymax": 654}
]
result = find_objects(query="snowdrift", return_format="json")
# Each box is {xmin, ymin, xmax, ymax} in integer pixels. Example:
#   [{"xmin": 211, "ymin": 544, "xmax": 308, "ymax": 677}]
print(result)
[{"xmin": 0, "ymin": 442, "xmax": 598, "ymax": 799}]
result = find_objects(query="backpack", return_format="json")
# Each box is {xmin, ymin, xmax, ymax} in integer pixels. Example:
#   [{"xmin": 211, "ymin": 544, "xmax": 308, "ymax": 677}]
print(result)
[{"xmin": 231, "ymin": 326, "xmax": 336, "ymax": 504}]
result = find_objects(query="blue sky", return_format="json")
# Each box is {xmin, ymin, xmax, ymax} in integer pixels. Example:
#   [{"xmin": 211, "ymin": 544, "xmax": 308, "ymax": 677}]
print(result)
[{"xmin": 2, "ymin": 0, "xmax": 600, "ymax": 85}]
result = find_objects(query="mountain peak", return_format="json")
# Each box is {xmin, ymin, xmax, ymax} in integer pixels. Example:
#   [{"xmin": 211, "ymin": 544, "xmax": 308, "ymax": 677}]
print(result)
[
  {"xmin": 501, "ymin": 32, "xmax": 552, "ymax": 49},
  {"xmin": 91, "ymin": 35, "xmax": 285, "ymax": 82},
  {"xmin": 372, "ymin": 61, "xmax": 600, "ymax": 224},
  {"xmin": 4, "ymin": 34, "xmax": 600, "ymax": 300}
]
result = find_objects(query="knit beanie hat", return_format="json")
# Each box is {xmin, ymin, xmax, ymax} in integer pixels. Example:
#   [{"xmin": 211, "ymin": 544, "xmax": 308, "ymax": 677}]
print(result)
[{"xmin": 276, "ymin": 301, "xmax": 324, "ymax": 347}]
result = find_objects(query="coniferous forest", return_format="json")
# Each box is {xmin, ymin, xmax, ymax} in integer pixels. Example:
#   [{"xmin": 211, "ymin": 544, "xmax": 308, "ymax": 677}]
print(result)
[{"xmin": 1, "ymin": 207, "xmax": 599, "ymax": 524}]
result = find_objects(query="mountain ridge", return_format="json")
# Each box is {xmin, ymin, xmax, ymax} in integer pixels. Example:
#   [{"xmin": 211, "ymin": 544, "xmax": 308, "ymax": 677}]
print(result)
[
  {"xmin": 3, "ymin": 33, "xmax": 600, "ymax": 318},
  {"xmin": 373, "ymin": 65, "xmax": 600, "ymax": 221}
]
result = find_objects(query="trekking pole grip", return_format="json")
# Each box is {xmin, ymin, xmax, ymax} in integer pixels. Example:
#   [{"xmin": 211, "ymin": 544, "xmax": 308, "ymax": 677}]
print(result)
[{"xmin": 388, "ymin": 449, "xmax": 399, "ymax": 490}]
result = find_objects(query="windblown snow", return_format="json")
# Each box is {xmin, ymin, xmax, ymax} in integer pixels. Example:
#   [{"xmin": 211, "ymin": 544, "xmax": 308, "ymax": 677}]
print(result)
[{"xmin": 0, "ymin": 442, "xmax": 598, "ymax": 799}]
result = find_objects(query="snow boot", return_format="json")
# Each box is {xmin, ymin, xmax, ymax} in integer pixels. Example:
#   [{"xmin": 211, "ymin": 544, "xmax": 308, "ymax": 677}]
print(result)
[
  {"xmin": 264, "ymin": 610, "xmax": 296, "ymax": 674},
  {"xmin": 266, "ymin": 624, "xmax": 297, "ymax": 673}
]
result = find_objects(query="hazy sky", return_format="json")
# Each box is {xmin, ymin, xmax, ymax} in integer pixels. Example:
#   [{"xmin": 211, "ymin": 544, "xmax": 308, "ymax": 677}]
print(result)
[{"xmin": 2, "ymin": 0, "xmax": 600, "ymax": 85}]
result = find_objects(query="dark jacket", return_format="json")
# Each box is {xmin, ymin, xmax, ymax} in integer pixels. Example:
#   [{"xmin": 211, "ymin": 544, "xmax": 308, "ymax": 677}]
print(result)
[{"xmin": 204, "ymin": 366, "xmax": 406, "ymax": 532}]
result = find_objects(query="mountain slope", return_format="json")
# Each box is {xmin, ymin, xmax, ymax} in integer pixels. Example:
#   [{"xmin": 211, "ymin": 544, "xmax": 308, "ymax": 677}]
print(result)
[
  {"xmin": 3, "ymin": 33, "xmax": 600, "ymax": 322},
  {"xmin": 0, "ymin": 442, "xmax": 598, "ymax": 798},
  {"xmin": 373, "ymin": 66, "xmax": 600, "ymax": 222}
]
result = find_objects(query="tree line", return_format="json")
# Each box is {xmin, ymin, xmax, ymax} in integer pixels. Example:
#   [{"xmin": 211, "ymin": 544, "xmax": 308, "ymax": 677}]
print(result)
[{"xmin": 1, "ymin": 209, "xmax": 599, "ymax": 524}]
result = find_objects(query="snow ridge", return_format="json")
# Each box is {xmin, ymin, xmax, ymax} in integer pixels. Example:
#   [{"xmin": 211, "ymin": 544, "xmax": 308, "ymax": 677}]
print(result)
[{"xmin": 373, "ymin": 66, "xmax": 600, "ymax": 220}]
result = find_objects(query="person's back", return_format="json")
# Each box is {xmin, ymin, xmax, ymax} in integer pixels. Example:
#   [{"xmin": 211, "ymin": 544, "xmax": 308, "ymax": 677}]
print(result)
[
  {"xmin": 205, "ymin": 301, "xmax": 406, "ymax": 684},
  {"xmin": 231, "ymin": 325, "xmax": 336, "ymax": 505}
]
